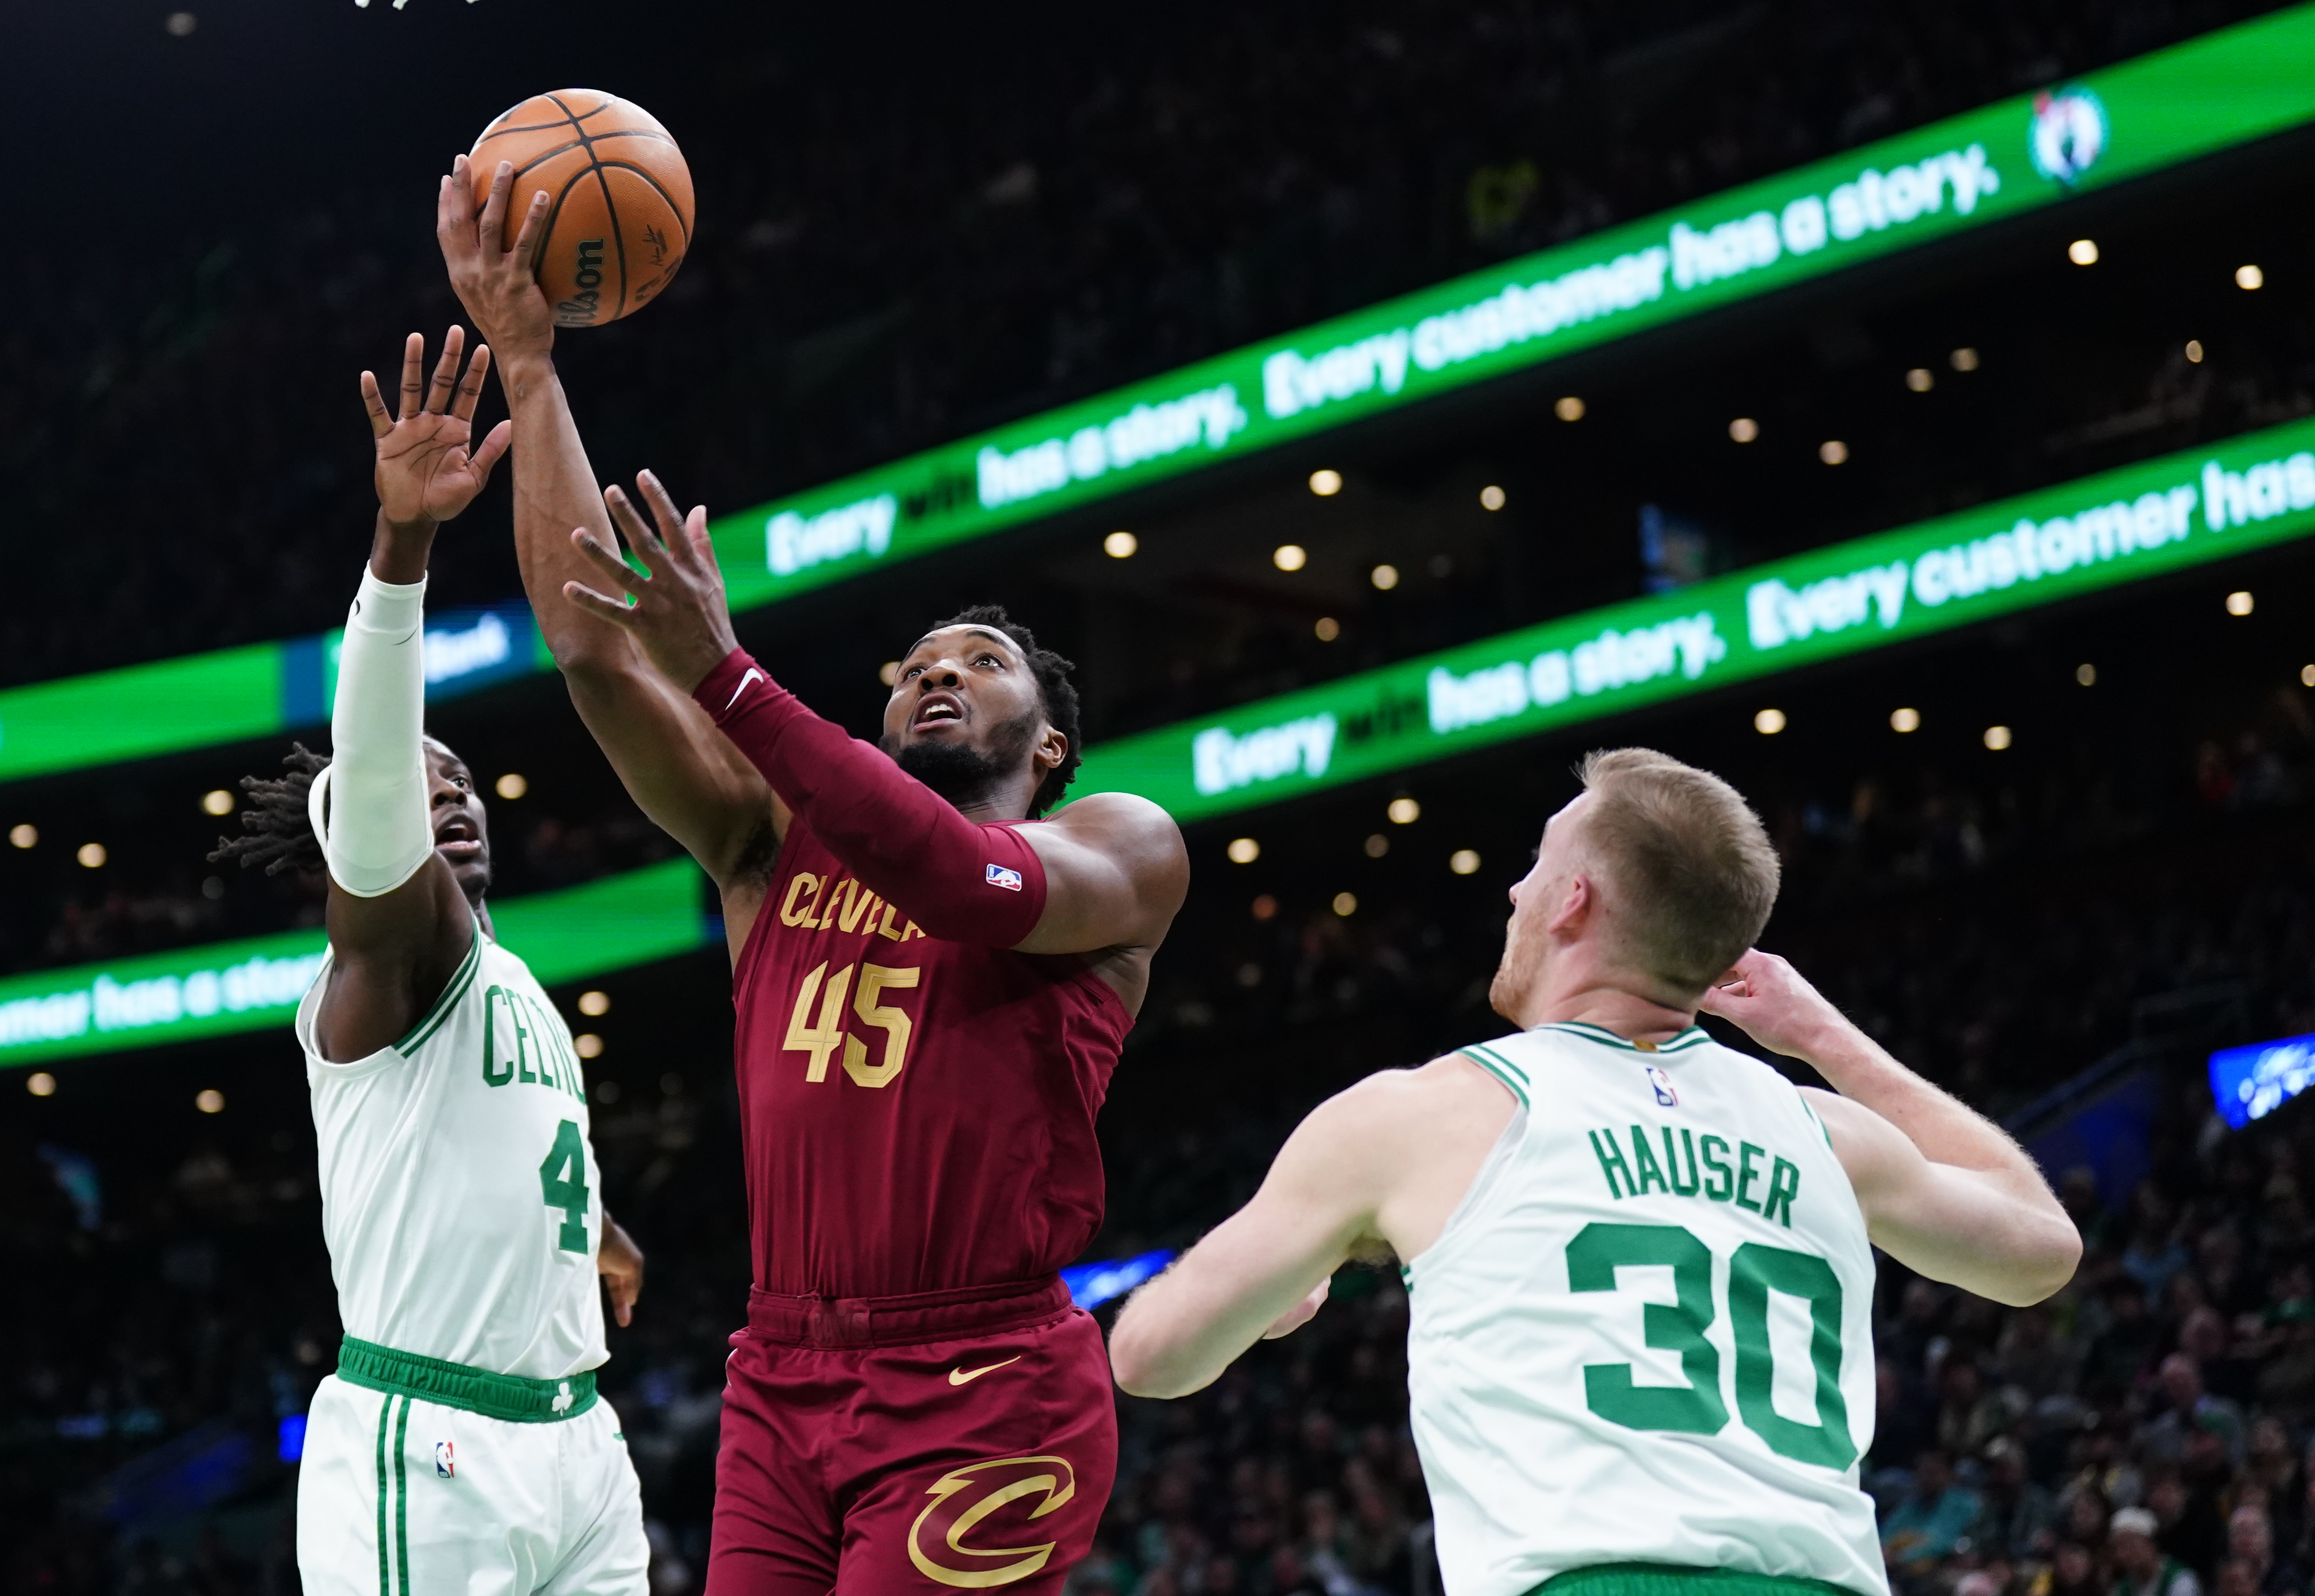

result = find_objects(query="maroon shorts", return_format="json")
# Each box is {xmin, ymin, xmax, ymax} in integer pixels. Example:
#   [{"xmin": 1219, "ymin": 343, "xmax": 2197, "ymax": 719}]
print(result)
[{"xmin": 705, "ymin": 1277, "xmax": 1117, "ymax": 1596}]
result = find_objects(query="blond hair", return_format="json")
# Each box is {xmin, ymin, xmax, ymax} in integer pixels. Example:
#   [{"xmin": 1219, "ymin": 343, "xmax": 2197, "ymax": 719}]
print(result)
[{"xmin": 1576, "ymin": 748, "xmax": 1780, "ymax": 995}]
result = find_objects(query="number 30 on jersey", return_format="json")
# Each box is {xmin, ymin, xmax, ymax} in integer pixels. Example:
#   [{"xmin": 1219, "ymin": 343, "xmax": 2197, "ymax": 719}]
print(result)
[{"xmin": 783, "ymin": 960, "xmax": 924, "ymax": 1087}]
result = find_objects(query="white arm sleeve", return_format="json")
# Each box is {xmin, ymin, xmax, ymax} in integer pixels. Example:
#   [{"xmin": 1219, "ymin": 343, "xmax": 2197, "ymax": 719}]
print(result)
[{"xmin": 307, "ymin": 565, "xmax": 434, "ymax": 898}]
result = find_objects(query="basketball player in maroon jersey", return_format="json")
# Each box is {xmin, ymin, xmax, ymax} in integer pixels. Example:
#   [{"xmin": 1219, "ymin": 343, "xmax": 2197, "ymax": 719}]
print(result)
[{"xmin": 438, "ymin": 157, "xmax": 1188, "ymax": 1593}]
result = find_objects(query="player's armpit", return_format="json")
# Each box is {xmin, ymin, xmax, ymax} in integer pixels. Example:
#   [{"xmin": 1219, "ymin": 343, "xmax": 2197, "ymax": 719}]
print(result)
[
  {"xmin": 1013, "ymin": 792, "xmax": 1188, "ymax": 956},
  {"xmin": 1109, "ymin": 1076, "xmax": 1413, "ymax": 1399},
  {"xmin": 1808, "ymin": 1089, "xmax": 2081, "ymax": 1305}
]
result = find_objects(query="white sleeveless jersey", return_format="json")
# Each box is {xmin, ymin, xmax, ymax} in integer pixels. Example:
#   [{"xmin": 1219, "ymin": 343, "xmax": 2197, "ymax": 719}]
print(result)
[
  {"xmin": 296, "ymin": 926, "xmax": 607, "ymax": 1381},
  {"xmin": 1405, "ymin": 1022, "xmax": 1887, "ymax": 1596}
]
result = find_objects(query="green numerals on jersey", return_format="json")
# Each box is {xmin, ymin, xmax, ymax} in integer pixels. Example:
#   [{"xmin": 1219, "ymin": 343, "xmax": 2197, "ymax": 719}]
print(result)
[
  {"xmin": 1568, "ymin": 1221, "xmax": 1855, "ymax": 1468},
  {"xmin": 538, "ymin": 1120, "xmax": 591, "ymax": 1254}
]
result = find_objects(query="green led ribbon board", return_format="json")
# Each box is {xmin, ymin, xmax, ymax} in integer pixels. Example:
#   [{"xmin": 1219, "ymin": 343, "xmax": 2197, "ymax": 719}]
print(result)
[
  {"xmin": 1070, "ymin": 418, "xmax": 2315, "ymax": 823},
  {"xmin": 0, "ymin": 858, "xmax": 709, "ymax": 1069},
  {"xmin": 4, "ymin": 4, "xmax": 2315, "ymax": 788}
]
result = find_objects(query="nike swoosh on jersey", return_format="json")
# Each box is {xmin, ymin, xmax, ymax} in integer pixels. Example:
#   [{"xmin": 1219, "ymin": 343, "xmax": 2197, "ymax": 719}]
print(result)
[
  {"xmin": 947, "ymin": 1356, "xmax": 1023, "ymax": 1386},
  {"xmin": 725, "ymin": 668, "xmax": 767, "ymax": 711}
]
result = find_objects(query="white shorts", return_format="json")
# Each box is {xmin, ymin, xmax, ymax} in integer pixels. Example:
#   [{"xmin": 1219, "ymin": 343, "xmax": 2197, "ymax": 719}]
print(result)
[{"xmin": 298, "ymin": 1373, "xmax": 648, "ymax": 1596}]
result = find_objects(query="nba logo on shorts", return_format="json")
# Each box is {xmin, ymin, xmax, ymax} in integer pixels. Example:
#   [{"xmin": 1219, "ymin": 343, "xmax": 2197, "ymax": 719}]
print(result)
[
  {"xmin": 434, "ymin": 1441, "xmax": 455, "ymax": 1479},
  {"xmin": 1645, "ymin": 1066, "xmax": 1679, "ymax": 1108},
  {"xmin": 985, "ymin": 863, "xmax": 1024, "ymax": 892}
]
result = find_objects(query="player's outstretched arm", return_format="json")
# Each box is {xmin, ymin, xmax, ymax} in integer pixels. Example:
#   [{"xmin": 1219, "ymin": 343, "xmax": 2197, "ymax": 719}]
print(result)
[
  {"xmin": 315, "ymin": 330, "xmax": 507, "ymax": 1061},
  {"xmin": 435, "ymin": 155, "xmax": 778, "ymax": 894},
  {"xmin": 1699, "ymin": 950, "xmax": 2081, "ymax": 1305},
  {"xmin": 1110, "ymin": 1060, "xmax": 1509, "ymax": 1398},
  {"xmin": 566, "ymin": 491, "xmax": 1190, "ymax": 955}
]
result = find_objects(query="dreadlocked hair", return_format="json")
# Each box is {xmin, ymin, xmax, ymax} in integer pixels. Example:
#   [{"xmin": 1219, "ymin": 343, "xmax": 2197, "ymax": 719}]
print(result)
[
  {"xmin": 210, "ymin": 742, "xmax": 330, "ymax": 876},
  {"xmin": 932, "ymin": 604, "xmax": 1083, "ymax": 817}
]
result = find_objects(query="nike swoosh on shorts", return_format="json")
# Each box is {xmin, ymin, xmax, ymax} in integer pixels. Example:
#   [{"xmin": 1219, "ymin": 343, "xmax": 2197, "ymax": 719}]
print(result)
[{"xmin": 947, "ymin": 1356, "xmax": 1022, "ymax": 1386}]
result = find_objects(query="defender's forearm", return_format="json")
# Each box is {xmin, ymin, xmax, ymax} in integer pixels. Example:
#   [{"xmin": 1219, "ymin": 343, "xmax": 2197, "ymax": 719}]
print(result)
[{"xmin": 499, "ymin": 354, "xmax": 630, "ymax": 673}]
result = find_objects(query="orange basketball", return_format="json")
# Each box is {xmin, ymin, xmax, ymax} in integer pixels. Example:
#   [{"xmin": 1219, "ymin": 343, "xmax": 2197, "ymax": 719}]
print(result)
[{"xmin": 469, "ymin": 90, "xmax": 694, "ymax": 328}]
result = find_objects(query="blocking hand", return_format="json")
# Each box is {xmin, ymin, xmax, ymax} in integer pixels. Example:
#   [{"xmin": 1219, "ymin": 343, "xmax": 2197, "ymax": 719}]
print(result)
[
  {"xmin": 563, "ymin": 470, "xmax": 741, "ymax": 692},
  {"xmin": 360, "ymin": 327, "xmax": 510, "ymax": 527},
  {"xmin": 437, "ymin": 154, "xmax": 556, "ymax": 367}
]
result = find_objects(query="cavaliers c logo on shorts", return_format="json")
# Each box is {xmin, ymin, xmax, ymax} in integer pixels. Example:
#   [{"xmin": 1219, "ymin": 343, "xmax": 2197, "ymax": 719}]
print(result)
[{"xmin": 905, "ymin": 1454, "xmax": 1079, "ymax": 1588}]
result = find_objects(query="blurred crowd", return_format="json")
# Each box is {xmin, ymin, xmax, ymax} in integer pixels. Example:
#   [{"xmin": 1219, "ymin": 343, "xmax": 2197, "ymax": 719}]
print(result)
[{"xmin": 7, "ymin": 0, "xmax": 2291, "ymax": 686}]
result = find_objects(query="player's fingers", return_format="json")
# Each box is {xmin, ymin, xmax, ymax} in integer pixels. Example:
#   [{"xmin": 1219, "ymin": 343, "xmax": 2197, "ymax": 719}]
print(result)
[
  {"xmin": 469, "ymin": 419, "xmax": 514, "ymax": 488},
  {"xmin": 509, "ymin": 188, "xmax": 550, "ymax": 273},
  {"xmin": 562, "ymin": 578, "xmax": 641, "ymax": 627},
  {"xmin": 359, "ymin": 372, "xmax": 393, "ymax": 440},
  {"xmin": 476, "ymin": 158, "xmax": 513, "ymax": 249},
  {"xmin": 685, "ymin": 506, "xmax": 721, "ymax": 571},
  {"xmin": 605, "ymin": 486, "xmax": 669, "ymax": 567},
  {"xmin": 572, "ymin": 527, "xmax": 646, "ymax": 592},
  {"xmin": 436, "ymin": 158, "xmax": 469, "ymax": 247},
  {"xmin": 423, "ymin": 326, "xmax": 465, "ymax": 415},
  {"xmin": 636, "ymin": 471, "xmax": 689, "ymax": 558},
  {"xmin": 452, "ymin": 342, "xmax": 492, "ymax": 425},
  {"xmin": 395, "ymin": 332, "xmax": 428, "ymax": 422}
]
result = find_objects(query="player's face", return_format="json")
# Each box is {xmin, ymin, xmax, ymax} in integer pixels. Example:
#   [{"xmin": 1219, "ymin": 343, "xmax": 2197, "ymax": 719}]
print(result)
[
  {"xmin": 882, "ymin": 626, "xmax": 1052, "ymax": 768},
  {"xmin": 1490, "ymin": 795, "xmax": 1587, "ymax": 1020},
  {"xmin": 424, "ymin": 740, "xmax": 493, "ymax": 899}
]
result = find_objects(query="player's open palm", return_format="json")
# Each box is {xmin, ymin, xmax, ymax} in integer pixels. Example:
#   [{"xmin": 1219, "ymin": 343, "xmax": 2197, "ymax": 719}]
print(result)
[
  {"xmin": 362, "ymin": 327, "xmax": 511, "ymax": 526},
  {"xmin": 564, "ymin": 470, "xmax": 741, "ymax": 692}
]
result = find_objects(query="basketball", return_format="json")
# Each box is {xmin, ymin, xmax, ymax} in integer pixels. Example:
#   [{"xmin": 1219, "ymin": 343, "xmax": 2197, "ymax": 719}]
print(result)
[{"xmin": 468, "ymin": 90, "xmax": 694, "ymax": 328}]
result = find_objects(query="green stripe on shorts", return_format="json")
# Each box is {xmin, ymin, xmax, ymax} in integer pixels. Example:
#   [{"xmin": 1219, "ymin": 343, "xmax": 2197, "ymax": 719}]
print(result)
[{"xmin": 1535, "ymin": 1564, "xmax": 1872, "ymax": 1596}]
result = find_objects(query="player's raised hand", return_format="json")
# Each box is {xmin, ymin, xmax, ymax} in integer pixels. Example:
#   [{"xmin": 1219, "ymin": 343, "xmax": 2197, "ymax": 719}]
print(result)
[
  {"xmin": 437, "ymin": 154, "xmax": 556, "ymax": 367},
  {"xmin": 563, "ymin": 470, "xmax": 741, "ymax": 692},
  {"xmin": 360, "ymin": 327, "xmax": 512, "ymax": 527},
  {"xmin": 1695, "ymin": 948, "xmax": 1851, "ymax": 1065}
]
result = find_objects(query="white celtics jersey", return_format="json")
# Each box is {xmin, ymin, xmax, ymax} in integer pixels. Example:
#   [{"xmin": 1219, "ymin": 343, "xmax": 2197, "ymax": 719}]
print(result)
[
  {"xmin": 1405, "ymin": 1022, "xmax": 1886, "ymax": 1596},
  {"xmin": 297, "ymin": 924, "xmax": 607, "ymax": 1381}
]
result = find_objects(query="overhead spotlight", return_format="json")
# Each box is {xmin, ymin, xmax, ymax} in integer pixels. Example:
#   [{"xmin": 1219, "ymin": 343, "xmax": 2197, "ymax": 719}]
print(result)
[
  {"xmin": 9, "ymin": 824, "xmax": 35, "ymax": 850},
  {"xmin": 1950, "ymin": 347, "xmax": 1980, "ymax": 372},
  {"xmin": 1448, "ymin": 849, "xmax": 1482, "ymax": 876},
  {"xmin": 2068, "ymin": 238, "xmax": 2099, "ymax": 266},
  {"xmin": 2185, "ymin": 340, "xmax": 2205, "ymax": 364},
  {"xmin": 27, "ymin": 1071, "xmax": 55, "ymax": 1097},
  {"xmin": 495, "ymin": 773, "xmax": 528, "ymax": 800},
  {"xmin": 1387, "ymin": 797, "xmax": 1420, "ymax": 825},
  {"xmin": 195, "ymin": 1089, "xmax": 225, "ymax": 1114},
  {"xmin": 166, "ymin": 11, "xmax": 197, "ymax": 35},
  {"xmin": 578, "ymin": 990, "xmax": 611, "ymax": 1017},
  {"xmin": 1819, "ymin": 440, "xmax": 1849, "ymax": 465},
  {"xmin": 1272, "ymin": 544, "xmax": 1307, "ymax": 572},
  {"xmin": 879, "ymin": 661, "xmax": 900, "ymax": 687},
  {"xmin": 575, "ymin": 1034, "xmax": 605, "ymax": 1059},
  {"xmin": 2226, "ymin": 590, "xmax": 2255, "ymax": 616},
  {"xmin": 1728, "ymin": 417, "xmax": 1759, "ymax": 443},
  {"xmin": 2077, "ymin": 663, "xmax": 2098, "ymax": 686},
  {"xmin": 1754, "ymin": 708, "xmax": 1787, "ymax": 735},
  {"xmin": 1308, "ymin": 469, "xmax": 1343, "ymax": 497},
  {"xmin": 2301, "ymin": 665, "xmax": 2315, "ymax": 688},
  {"xmin": 1364, "ymin": 833, "xmax": 1389, "ymax": 858},
  {"xmin": 76, "ymin": 843, "xmax": 106, "ymax": 869},
  {"xmin": 1331, "ymin": 892, "xmax": 1359, "ymax": 917},
  {"xmin": 1227, "ymin": 837, "xmax": 1260, "ymax": 864},
  {"xmin": 1983, "ymin": 725, "xmax": 2013, "ymax": 751},
  {"xmin": 1890, "ymin": 707, "xmax": 1921, "ymax": 733},
  {"xmin": 1103, "ymin": 530, "xmax": 1138, "ymax": 558},
  {"xmin": 1554, "ymin": 396, "xmax": 1586, "ymax": 422},
  {"xmin": 2238, "ymin": 264, "xmax": 2265, "ymax": 290},
  {"xmin": 1251, "ymin": 894, "xmax": 1280, "ymax": 921},
  {"xmin": 1313, "ymin": 616, "xmax": 1341, "ymax": 642},
  {"xmin": 1905, "ymin": 368, "xmax": 1933, "ymax": 392},
  {"xmin": 201, "ymin": 788, "xmax": 235, "ymax": 816},
  {"xmin": 1370, "ymin": 563, "xmax": 1400, "ymax": 591},
  {"xmin": 1479, "ymin": 484, "xmax": 1506, "ymax": 510}
]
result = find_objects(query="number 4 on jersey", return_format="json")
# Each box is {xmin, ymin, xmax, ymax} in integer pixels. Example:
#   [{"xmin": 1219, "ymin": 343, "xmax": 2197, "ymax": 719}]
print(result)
[{"xmin": 539, "ymin": 1119, "xmax": 591, "ymax": 1253}]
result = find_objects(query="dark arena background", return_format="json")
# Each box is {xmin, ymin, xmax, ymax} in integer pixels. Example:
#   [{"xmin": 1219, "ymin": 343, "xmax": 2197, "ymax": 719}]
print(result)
[{"xmin": 10, "ymin": 1, "xmax": 2315, "ymax": 1592}]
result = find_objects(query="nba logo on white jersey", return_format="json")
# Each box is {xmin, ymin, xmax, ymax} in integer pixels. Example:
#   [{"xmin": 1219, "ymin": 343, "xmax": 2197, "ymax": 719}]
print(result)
[
  {"xmin": 1645, "ymin": 1065, "xmax": 1679, "ymax": 1107},
  {"xmin": 434, "ymin": 1441, "xmax": 455, "ymax": 1479},
  {"xmin": 985, "ymin": 863, "xmax": 1024, "ymax": 892}
]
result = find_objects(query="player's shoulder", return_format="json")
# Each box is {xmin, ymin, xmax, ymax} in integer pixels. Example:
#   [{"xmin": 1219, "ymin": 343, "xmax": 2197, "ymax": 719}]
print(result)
[{"xmin": 1045, "ymin": 789, "xmax": 1181, "ymax": 839}]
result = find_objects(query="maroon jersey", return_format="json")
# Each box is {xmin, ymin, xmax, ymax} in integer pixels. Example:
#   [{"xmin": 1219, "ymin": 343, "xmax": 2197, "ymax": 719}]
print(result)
[{"xmin": 730, "ymin": 816, "xmax": 1130, "ymax": 1298}]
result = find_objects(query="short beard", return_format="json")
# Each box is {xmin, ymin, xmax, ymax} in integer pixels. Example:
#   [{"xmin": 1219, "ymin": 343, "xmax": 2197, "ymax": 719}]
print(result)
[{"xmin": 888, "ymin": 712, "xmax": 1040, "ymax": 811}]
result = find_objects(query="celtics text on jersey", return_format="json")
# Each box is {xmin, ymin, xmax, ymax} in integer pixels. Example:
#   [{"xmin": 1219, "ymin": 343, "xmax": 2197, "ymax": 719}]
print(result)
[{"xmin": 1404, "ymin": 1022, "xmax": 1888, "ymax": 1596}]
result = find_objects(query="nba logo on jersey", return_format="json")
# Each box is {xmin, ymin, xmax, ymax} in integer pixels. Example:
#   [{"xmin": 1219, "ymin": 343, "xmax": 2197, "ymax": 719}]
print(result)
[
  {"xmin": 985, "ymin": 863, "xmax": 1024, "ymax": 892},
  {"xmin": 434, "ymin": 1441, "xmax": 455, "ymax": 1479},
  {"xmin": 1645, "ymin": 1065, "xmax": 1679, "ymax": 1107}
]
